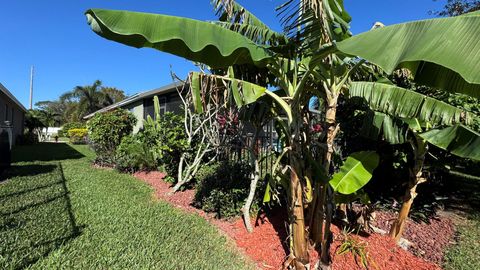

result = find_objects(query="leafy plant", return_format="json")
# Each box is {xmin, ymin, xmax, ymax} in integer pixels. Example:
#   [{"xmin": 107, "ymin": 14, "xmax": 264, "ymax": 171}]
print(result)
[
  {"xmin": 61, "ymin": 122, "xmax": 86, "ymax": 138},
  {"xmin": 336, "ymin": 228, "xmax": 374, "ymax": 269},
  {"xmin": 87, "ymin": 109, "xmax": 136, "ymax": 165},
  {"xmin": 193, "ymin": 162, "xmax": 258, "ymax": 219},
  {"xmin": 114, "ymin": 135, "xmax": 156, "ymax": 173},
  {"xmin": 67, "ymin": 128, "xmax": 88, "ymax": 144},
  {"xmin": 141, "ymin": 105, "xmax": 188, "ymax": 176}
]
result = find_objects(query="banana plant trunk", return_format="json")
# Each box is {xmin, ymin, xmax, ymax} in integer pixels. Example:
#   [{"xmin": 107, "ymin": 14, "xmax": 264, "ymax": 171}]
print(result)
[
  {"xmin": 289, "ymin": 110, "xmax": 310, "ymax": 268},
  {"xmin": 311, "ymin": 94, "xmax": 339, "ymax": 269},
  {"xmin": 389, "ymin": 136, "xmax": 428, "ymax": 242}
]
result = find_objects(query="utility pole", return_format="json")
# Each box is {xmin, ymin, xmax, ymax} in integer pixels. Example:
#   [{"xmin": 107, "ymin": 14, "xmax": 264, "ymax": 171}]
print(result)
[{"xmin": 29, "ymin": 66, "xmax": 34, "ymax": 110}]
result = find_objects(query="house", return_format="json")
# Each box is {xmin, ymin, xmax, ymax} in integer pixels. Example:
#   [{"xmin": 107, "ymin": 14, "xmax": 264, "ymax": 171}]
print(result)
[
  {"xmin": 83, "ymin": 82, "xmax": 185, "ymax": 133},
  {"xmin": 0, "ymin": 83, "xmax": 27, "ymax": 146}
]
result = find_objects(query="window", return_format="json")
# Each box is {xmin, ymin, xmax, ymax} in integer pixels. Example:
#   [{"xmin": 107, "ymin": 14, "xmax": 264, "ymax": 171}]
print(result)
[
  {"xmin": 143, "ymin": 96, "xmax": 167, "ymax": 120},
  {"xmin": 158, "ymin": 97, "xmax": 167, "ymax": 116}
]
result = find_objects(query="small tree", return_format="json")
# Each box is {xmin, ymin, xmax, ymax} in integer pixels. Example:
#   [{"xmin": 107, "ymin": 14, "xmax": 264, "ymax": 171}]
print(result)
[
  {"xmin": 172, "ymin": 78, "xmax": 230, "ymax": 192},
  {"xmin": 87, "ymin": 109, "xmax": 136, "ymax": 165}
]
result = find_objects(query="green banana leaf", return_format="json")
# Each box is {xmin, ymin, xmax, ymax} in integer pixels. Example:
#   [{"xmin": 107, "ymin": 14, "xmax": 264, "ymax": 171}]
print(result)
[
  {"xmin": 360, "ymin": 111, "xmax": 410, "ymax": 145},
  {"xmin": 329, "ymin": 151, "xmax": 380, "ymax": 195},
  {"xmin": 420, "ymin": 125, "xmax": 480, "ymax": 160},
  {"xmin": 349, "ymin": 82, "xmax": 476, "ymax": 127},
  {"xmin": 189, "ymin": 72, "xmax": 279, "ymax": 115},
  {"xmin": 85, "ymin": 9, "xmax": 274, "ymax": 68},
  {"xmin": 337, "ymin": 12, "xmax": 480, "ymax": 98}
]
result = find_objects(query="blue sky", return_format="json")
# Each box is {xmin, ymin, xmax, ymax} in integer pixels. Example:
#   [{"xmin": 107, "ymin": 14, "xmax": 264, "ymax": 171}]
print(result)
[{"xmin": 0, "ymin": 0, "xmax": 445, "ymax": 108}]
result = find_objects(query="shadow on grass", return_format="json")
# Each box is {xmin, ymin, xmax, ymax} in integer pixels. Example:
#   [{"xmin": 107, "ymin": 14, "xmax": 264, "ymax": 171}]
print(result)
[
  {"xmin": 443, "ymin": 175, "xmax": 480, "ymax": 216},
  {"xmin": 0, "ymin": 164, "xmax": 57, "ymax": 182},
  {"xmin": 12, "ymin": 143, "xmax": 85, "ymax": 163},
  {"xmin": 0, "ymin": 163, "xmax": 82, "ymax": 269}
]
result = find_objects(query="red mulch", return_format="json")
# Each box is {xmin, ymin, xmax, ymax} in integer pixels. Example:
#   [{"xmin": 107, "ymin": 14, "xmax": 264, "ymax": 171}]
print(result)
[
  {"xmin": 372, "ymin": 211, "xmax": 456, "ymax": 265},
  {"xmin": 133, "ymin": 171, "xmax": 444, "ymax": 270}
]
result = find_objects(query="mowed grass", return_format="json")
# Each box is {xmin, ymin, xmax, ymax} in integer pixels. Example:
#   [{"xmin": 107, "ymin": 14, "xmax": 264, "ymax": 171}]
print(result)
[
  {"xmin": 443, "ymin": 176, "xmax": 480, "ymax": 270},
  {"xmin": 1, "ymin": 143, "xmax": 251, "ymax": 270},
  {"xmin": 444, "ymin": 214, "xmax": 480, "ymax": 270}
]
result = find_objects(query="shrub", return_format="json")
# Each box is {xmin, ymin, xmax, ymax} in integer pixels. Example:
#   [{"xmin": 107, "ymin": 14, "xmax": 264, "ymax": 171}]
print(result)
[
  {"xmin": 61, "ymin": 122, "xmax": 86, "ymax": 138},
  {"xmin": 141, "ymin": 112, "xmax": 188, "ymax": 175},
  {"xmin": 115, "ymin": 135, "xmax": 156, "ymax": 173},
  {"xmin": 16, "ymin": 132, "xmax": 38, "ymax": 145},
  {"xmin": 68, "ymin": 128, "xmax": 88, "ymax": 144},
  {"xmin": 193, "ymin": 162, "xmax": 256, "ymax": 219},
  {"xmin": 87, "ymin": 109, "xmax": 136, "ymax": 165}
]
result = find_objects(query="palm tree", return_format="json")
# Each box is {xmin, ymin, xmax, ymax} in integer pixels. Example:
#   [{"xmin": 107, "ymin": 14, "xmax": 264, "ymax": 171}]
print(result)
[{"xmin": 61, "ymin": 80, "xmax": 125, "ymax": 119}]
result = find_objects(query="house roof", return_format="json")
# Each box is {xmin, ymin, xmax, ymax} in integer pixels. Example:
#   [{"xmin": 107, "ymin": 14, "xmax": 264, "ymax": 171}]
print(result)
[
  {"xmin": 83, "ymin": 82, "xmax": 184, "ymax": 119},
  {"xmin": 0, "ymin": 83, "xmax": 27, "ymax": 112}
]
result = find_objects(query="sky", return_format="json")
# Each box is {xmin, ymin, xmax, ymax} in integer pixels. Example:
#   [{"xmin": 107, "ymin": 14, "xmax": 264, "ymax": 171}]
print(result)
[{"xmin": 0, "ymin": 0, "xmax": 445, "ymax": 108}]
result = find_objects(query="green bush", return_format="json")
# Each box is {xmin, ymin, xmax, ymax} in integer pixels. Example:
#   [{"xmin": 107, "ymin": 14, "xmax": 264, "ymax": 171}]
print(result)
[
  {"xmin": 141, "ymin": 112, "xmax": 188, "ymax": 175},
  {"xmin": 87, "ymin": 109, "xmax": 136, "ymax": 165},
  {"xmin": 68, "ymin": 128, "xmax": 88, "ymax": 144},
  {"xmin": 193, "ymin": 162, "xmax": 256, "ymax": 219},
  {"xmin": 115, "ymin": 135, "xmax": 156, "ymax": 173},
  {"xmin": 61, "ymin": 122, "xmax": 86, "ymax": 138}
]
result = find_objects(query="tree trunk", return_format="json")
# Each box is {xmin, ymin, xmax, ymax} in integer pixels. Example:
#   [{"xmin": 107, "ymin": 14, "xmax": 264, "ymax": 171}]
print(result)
[
  {"xmin": 389, "ymin": 137, "xmax": 427, "ymax": 242},
  {"xmin": 288, "ymin": 107, "xmax": 310, "ymax": 269},
  {"xmin": 311, "ymin": 95, "xmax": 338, "ymax": 269},
  {"xmin": 242, "ymin": 156, "xmax": 260, "ymax": 233},
  {"xmin": 290, "ymin": 152, "xmax": 310, "ymax": 268}
]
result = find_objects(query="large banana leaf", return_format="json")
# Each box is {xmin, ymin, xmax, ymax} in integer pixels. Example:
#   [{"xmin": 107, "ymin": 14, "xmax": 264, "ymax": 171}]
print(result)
[
  {"xmin": 337, "ymin": 12, "xmax": 480, "ymax": 98},
  {"xmin": 349, "ymin": 82, "xmax": 476, "ymax": 127},
  {"xmin": 85, "ymin": 9, "xmax": 273, "ymax": 68},
  {"xmin": 189, "ymin": 72, "xmax": 266, "ymax": 113},
  {"xmin": 329, "ymin": 151, "xmax": 380, "ymax": 194},
  {"xmin": 213, "ymin": 21, "xmax": 288, "ymax": 46},
  {"xmin": 420, "ymin": 125, "xmax": 480, "ymax": 160},
  {"xmin": 189, "ymin": 72, "xmax": 293, "ymax": 122},
  {"xmin": 360, "ymin": 111, "xmax": 410, "ymax": 145}
]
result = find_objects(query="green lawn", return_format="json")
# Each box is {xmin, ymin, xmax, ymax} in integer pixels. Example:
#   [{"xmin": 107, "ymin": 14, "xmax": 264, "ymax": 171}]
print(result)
[
  {"xmin": 0, "ymin": 143, "xmax": 251, "ymax": 270},
  {"xmin": 444, "ymin": 214, "xmax": 480, "ymax": 270},
  {"xmin": 443, "ymin": 176, "xmax": 480, "ymax": 270}
]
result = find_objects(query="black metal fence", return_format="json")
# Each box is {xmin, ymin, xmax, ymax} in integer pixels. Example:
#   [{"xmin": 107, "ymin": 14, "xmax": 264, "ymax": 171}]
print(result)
[{"xmin": 217, "ymin": 122, "xmax": 279, "ymax": 177}]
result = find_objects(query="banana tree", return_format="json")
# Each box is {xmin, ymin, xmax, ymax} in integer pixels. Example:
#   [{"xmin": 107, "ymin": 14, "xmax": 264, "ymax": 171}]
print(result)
[
  {"xmin": 84, "ymin": 2, "xmax": 480, "ymax": 268},
  {"xmin": 349, "ymin": 81, "xmax": 480, "ymax": 241}
]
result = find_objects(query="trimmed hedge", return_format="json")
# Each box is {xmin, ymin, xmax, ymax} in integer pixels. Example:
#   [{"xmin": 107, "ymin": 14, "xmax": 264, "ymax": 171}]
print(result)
[
  {"xmin": 87, "ymin": 109, "xmax": 136, "ymax": 165},
  {"xmin": 68, "ymin": 128, "xmax": 88, "ymax": 144},
  {"xmin": 61, "ymin": 122, "xmax": 86, "ymax": 138}
]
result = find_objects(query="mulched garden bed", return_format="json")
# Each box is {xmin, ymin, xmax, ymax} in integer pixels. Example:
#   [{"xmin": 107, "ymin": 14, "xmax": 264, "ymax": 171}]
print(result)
[
  {"xmin": 371, "ymin": 211, "xmax": 456, "ymax": 265},
  {"xmin": 133, "ymin": 171, "xmax": 449, "ymax": 270}
]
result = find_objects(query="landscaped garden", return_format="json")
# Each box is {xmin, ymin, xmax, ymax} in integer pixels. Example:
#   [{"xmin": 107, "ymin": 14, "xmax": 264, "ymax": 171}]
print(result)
[
  {"xmin": 2, "ymin": 0, "xmax": 480, "ymax": 269},
  {"xmin": 0, "ymin": 143, "xmax": 252, "ymax": 270}
]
